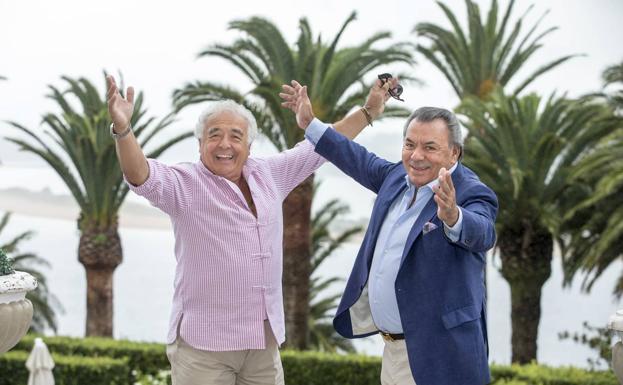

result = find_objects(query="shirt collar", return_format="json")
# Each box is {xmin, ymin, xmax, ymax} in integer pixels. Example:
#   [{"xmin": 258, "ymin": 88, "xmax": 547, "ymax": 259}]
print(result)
[{"xmin": 404, "ymin": 161, "xmax": 459, "ymax": 191}]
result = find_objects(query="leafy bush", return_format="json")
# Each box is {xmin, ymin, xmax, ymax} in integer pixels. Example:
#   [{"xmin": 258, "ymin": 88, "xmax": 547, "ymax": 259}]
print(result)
[
  {"xmin": 0, "ymin": 350, "xmax": 129, "ymax": 385},
  {"xmin": 490, "ymin": 363, "xmax": 618, "ymax": 385},
  {"xmin": 282, "ymin": 350, "xmax": 381, "ymax": 385},
  {"xmin": 559, "ymin": 321, "xmax": 614, "ymax": 369},
  {"xmin": 16, "ymin": 334, "xmax": 167, "ymax": 376},
  {"xmin": 10, "ymin": 335, "xmax": 620, "ymax": 385}
]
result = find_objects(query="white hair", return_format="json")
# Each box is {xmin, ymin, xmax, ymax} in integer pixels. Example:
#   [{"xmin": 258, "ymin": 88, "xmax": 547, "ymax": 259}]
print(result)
[{"xmin": 194, "ymin": 100, "xmax": 258, "ymax": 144}]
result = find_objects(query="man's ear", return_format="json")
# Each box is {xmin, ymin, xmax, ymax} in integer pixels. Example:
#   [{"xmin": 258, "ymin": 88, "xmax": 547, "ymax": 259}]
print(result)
[{"xmin": 452, "ymin": 145, "xmax": 461, "ymax": 162}]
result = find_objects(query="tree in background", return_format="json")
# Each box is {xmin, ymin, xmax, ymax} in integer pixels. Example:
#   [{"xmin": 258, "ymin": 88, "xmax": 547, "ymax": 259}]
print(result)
[
  {"xmin": 5, "ymin": 75, "xmax": 192, "ymax": 336},
  {"xmin": 414, "ymin": 0, "xmax": 576, "ymax": 99},
  {"xmin": 562, "ymin": 61, "xmax": 623, "ymax": 297},
  {"xmin": 309, "ymin": 194, "xmax": 362, "ymax": 353},
  {"xmin": 0, "ymin": 212, "xmax": 63, "ymax": 333},
  {"xmin": 458, "ymin": 89, "xmax": 611, "ymax": 363},
  {"xmin": 174, "ymin": 12, "xmax": 413, "ymax": 349}
]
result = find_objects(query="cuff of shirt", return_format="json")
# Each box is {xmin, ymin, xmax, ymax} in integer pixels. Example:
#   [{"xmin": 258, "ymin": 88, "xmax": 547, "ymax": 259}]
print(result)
[
  {"xmin": 125, "ymin": 159, "xmax": 156, "ymax": 193},
  {"xmin": 305, "ymin": 118, "xmax": 331, "ymax": 146},
  {"xmin": 443, "ymin": 207, "xmax": 463, "ymax": 242}
]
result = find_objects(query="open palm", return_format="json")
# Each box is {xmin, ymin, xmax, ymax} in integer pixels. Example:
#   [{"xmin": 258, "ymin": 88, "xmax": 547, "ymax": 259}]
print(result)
[{"xmin": 106, "ymin": 75, "xmax": 134, "ymax": 129}]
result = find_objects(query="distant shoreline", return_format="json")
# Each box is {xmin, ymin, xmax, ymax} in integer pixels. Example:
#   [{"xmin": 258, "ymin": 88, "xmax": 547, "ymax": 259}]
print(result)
[
  {"xmin": 0, "ymin": 187, "xmax": 368, "ymax": 239},
  {"xmin": 0, "ymin": 187, "xmax": 172, "ymax": 230}
]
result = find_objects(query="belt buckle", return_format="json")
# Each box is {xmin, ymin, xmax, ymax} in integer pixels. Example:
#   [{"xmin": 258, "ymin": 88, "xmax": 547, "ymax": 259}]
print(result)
[{"xmin": 380, "ymin": 332, "xmax": 394, "ymax": 342}]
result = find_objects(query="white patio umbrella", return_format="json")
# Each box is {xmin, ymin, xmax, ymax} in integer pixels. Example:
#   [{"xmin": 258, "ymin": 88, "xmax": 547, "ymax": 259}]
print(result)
[{"xmin": 25, "ymin": 337, "xmax": 55, "ymax": 385}]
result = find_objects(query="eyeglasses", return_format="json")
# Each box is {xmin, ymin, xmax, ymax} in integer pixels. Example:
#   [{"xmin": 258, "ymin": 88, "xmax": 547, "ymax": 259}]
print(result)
[{"xmin": 378, "ymin": 73, "xmax": 404, "ymax": 101}]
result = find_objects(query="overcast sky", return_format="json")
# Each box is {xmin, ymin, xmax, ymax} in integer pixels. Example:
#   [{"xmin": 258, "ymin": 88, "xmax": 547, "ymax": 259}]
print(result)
[{"xmin": 0, "ymin": 0, "xmax": 622, "ymax": 214}]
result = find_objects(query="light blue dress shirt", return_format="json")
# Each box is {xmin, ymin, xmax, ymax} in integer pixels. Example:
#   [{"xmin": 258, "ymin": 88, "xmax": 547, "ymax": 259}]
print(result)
[{"xmin": 305, "ymin": 119, "xmax": 463, "ymax": 333}]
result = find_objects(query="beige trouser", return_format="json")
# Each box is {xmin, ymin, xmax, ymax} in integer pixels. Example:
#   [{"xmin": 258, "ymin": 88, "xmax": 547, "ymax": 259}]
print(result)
[
  {"xmin": 380, "ymin": 338, "xmax": 416, "ymax": 385},
  {"xmin": 166, "ymin": 321, "xmax": 284, "ymax": 385}
]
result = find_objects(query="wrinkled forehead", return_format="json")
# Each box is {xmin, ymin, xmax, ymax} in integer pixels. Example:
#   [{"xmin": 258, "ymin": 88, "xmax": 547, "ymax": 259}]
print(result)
[
  {"xmin": 203, "ymin": 111, "xmax": 249, "ymax": 136},
  {"xmin": 405, "ymin": 118, "xmax": 451, "ymax": 144}
]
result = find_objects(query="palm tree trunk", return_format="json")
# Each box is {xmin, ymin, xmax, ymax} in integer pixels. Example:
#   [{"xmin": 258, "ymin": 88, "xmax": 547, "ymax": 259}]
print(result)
[
  {"xmin": 78, "ymin": 219, "xmax": 122, "ymax": 337},
  {"xmin": 282, "ymin": 175, "xmax": 314, "ymax": 350},
  {"xmin": 85, "ymin": 267, "xmax": 116, "ymax": 336},
  {"xmin": 498, "ymin": 221, "xmax": 552, "ymax": 364}
]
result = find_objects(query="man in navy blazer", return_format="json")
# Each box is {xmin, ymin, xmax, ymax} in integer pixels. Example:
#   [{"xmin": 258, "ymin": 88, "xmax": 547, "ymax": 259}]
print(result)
[{"xmin": 281, "ymin": 80, "xmax": 498, "ymax": 385}]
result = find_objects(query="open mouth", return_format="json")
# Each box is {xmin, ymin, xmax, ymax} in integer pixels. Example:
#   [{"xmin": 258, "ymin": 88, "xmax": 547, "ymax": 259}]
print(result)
[
  {"xmin": 216, "ymin": 155, "xmax": 234, "ymax": 161},
  {"xmin": 410, "ymin": 165, "xmax": 430, "ymax": 172}
]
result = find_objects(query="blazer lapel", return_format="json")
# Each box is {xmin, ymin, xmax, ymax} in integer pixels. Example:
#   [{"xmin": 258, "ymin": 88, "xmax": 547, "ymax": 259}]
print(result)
[
  {"xmin": 398, "ymin": 162, "xmax": 467, "ymax": 268},
  {"xmin": 367, "ymin": 175, "xmax": 406, "ymax": 265},
  {"xmin": 400, "ymin": 196, "xmax": 437, "ymax": 268}
]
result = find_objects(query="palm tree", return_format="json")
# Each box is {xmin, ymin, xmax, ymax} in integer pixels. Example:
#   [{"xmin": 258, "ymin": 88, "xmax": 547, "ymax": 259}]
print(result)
[
  {"xmin": 602, "ymin": 61, "xmax": 623, "ymax": 109},
  {"xmin": 458, "ymin": 88, "xmax": 611, "ymax": 363},
  {"xmin": 561, "ymin": 61, "xmax": 623, "ymax": 297},
  {"xmin": 5, "ymin": 74, "xmax": 192, "ymax": 336},
  {"xmin": 414, "ymin": 0, "xmax": 576, "ymax": 99},
  {"xmin": 0, "ymin": 212, "xmax": 63, "ymax": 333},
  {"xmin": 309, "ymin": 195, "xmax": 362, "ymax": 353},
  {"xmin": 173, "ymin": 12, "xmax": 413, "ymax": 349}
]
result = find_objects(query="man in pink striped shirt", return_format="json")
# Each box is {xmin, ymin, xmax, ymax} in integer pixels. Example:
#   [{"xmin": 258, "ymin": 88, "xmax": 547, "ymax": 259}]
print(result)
[{"xmin": 106, "ymin": 76, "xmax": 395, "ymax": 385}]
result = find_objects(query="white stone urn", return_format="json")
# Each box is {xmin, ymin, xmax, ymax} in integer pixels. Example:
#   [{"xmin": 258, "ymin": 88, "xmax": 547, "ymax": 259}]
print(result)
[
  {"xmin": 0, "ymin": 271, "xmax": 37, "ymax": 354},
  {"xmin": 608, "ymin": 309, "xmax": 623, "ymax": 384}
]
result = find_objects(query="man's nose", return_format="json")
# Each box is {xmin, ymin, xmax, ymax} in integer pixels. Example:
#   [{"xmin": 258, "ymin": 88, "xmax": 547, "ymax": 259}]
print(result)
[
  {"xmin": 218, "ymin": 136, "xmax": 232, "ymax": 148},
  {"xmin": 410, "ymin": 147, "xmax": 424, "ymax": 161}
]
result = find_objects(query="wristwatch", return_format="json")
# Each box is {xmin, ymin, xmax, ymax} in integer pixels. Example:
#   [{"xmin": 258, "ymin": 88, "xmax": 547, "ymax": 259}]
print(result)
[{"xmin": 109, "ymin": 122, "xmax": 132, "ymax": 140}]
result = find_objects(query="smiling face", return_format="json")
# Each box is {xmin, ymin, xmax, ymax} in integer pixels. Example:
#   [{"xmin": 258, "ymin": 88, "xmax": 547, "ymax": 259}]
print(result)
[
  {"xmin": 401, "ymin": 118, "xmax": 460, "ymax": 187},
  {"xmin": 199, "ymin": 111, "xmax": 250, "ymax": 185}
]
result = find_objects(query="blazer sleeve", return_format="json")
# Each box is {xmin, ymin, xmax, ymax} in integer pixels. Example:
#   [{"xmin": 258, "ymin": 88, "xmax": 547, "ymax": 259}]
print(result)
[
  {"xmin": 314, "ymin": 127, "xmax": 393, "ymax": 194},
  {"xmin": 453, "ymin": 183, "xmax": 498, "ymax": 253}
]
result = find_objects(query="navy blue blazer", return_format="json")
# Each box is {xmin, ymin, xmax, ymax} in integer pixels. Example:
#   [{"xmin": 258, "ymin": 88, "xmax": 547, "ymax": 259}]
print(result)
[{"xmin": 315, "ymin": 128, "xmax": 498, "ymax": 385}]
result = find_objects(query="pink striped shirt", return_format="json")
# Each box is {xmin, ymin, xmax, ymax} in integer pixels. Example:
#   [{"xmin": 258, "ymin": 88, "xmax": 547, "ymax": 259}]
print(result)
[{"xmin": 127, "ymin": 140, "xmax": 324, "ymax": 351}]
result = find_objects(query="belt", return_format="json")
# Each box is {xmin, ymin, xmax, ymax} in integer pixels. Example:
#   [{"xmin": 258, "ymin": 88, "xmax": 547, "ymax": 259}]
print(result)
[{"xmin": 379, "ymin": 331, "xmax": 405, "ymax": 341}]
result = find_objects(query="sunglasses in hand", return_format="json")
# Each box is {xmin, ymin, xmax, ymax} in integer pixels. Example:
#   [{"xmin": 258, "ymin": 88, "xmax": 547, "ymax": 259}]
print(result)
[{"xmin": 378, "ymin": 73, "xmax": 404, "ymax": 101}]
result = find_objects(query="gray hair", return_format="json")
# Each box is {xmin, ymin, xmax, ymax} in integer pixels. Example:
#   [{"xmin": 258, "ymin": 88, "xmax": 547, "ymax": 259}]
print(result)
[
  {"xmin": 194, "ymin": 100, "xmax": 258, "ymax": 144},
  {"xmin": 403, "ymin": 107, "xmax": 464, "ymax": 155}
]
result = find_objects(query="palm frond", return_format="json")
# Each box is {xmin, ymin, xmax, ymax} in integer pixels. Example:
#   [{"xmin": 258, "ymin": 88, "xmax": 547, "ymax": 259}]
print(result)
[{"xmin": 416, "ymin": 0, "xmax": 575, "ymax": 99}]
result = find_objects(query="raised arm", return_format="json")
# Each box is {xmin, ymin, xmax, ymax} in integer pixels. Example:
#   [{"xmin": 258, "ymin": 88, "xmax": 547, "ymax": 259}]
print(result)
[
  {"xmin": 279, "ymin": 77, "xmax": 397, "ymax": 138},
  {"xmin": 106, "ymin": 75, "xmax": 149, "ymax": 186},
  {"xmin": 280, "ymin": 79, "xmax": 399, "ymax": 193}
]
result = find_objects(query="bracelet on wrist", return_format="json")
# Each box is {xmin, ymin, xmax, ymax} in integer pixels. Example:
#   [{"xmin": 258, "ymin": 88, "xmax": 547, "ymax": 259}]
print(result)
[
  {"xmin": 109, "ymin": 122, "xmax": 132, "ymax": 140},
  {"xmin": 360, "ymin": 106, "xmax": 373, "ymax": 126}
]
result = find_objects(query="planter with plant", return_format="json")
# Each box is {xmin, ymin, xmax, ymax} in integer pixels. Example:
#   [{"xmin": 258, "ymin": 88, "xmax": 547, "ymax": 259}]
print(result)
[{"xmin": 0, "ymin": 248, "xmax": 37, "ymax": 354}]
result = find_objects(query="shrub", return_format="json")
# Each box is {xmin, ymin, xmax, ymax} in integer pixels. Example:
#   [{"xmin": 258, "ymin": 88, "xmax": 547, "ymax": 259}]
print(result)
[
  {"xmin": 491, "ymin": 363, "xmax": 618, "ymax": 385},
  {"xmin": 10, "ymin": 335, "xmax": 619, "ymax": 385},
  {"xmin": 0, "ymin": 350, "xmax": 129, "ymax": 385},
  {"xmin": 282, "ymin": 350, "xmax": 381, "ymax": 385},
  {"xmin": 16, "ymin": 334, "xmax": 167, "ymax": 376}
]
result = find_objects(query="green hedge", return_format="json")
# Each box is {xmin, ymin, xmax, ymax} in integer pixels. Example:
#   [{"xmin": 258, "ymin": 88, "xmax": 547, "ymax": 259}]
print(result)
[
  {"xmin": 0, "ymin": 350, "xmax": 130, "ymax": 385},
  {"xmin": 16, "ymin": 334, "xmax": 167, "ymax": 376},
  {"xmin": 490, "ymin": 363, "xmax": 618, "ymax": 385},
  {"xmin": 282, "ymin": 350, "xmax": 381, "ymax": 385},
  {"xmin": 10, "ymin": 335, "xmax": 620, "ymax": 385}
]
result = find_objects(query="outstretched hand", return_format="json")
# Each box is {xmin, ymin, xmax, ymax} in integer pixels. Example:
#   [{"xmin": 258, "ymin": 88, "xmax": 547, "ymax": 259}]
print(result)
[
  {"xmin": 365, "ymin": 77, "xmax": 398, "ymax": 120},
  {"xmin": 433, "ymin": 167, "xmax": 459, "ymax": 226},
  {"xmin": 106, "ymin": 75, "xmax": 135, "ymax": 132},
  {"xmin": 280, "ymin": 80, "xmax": 314, "ymax": 130}
]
